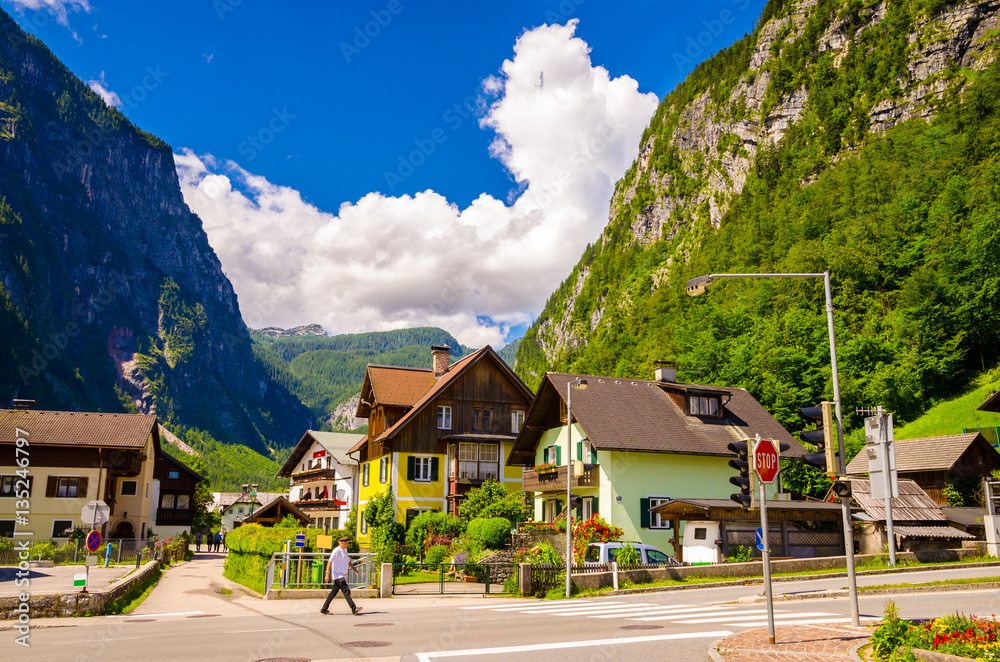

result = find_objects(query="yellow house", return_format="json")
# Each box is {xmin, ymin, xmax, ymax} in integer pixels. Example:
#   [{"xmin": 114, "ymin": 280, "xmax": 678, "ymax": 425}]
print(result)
[
  {"xmin": 0, "ymin": 406, "xmax": 160, "ymax": 542},
  {"xmin": 349, "ymin": 346, "xmax": 533, "ymax": 546}
]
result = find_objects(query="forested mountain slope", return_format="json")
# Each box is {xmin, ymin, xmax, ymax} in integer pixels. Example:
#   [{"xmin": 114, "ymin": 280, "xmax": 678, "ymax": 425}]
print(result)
[
  {"xmin": 0, "ymin": 9, "xmax": 314, "ymax": 453},
  {"xmin": 516, "ymin": 0, "xmax": 1000, "ymax": 444}
]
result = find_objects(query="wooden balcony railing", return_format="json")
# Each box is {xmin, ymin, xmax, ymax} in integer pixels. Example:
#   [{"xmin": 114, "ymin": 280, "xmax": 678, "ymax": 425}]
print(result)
[
  {"xmin": 522, "ymin": 464, "xmax": 600, "ymax": 493},
  {"xmin": 291, "ymin": 467, "xmax": 340, "ymax": 485},
  {"xmin": 293, "ymin": 498, "xmax": 348, "ymax": 511}
]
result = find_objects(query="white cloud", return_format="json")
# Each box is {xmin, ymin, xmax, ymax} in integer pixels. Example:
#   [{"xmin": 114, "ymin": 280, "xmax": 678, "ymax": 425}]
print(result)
[
  {"xmin": 5, "ymin": 0, "xmax": 92, "ymax": 38},
  {"xmin": 86, "ymin": 71, "xmax": 121, "ymax": 107},
  {"xmin": 177, "ymin": 20, "xmax": 658, "ymax": 348}
]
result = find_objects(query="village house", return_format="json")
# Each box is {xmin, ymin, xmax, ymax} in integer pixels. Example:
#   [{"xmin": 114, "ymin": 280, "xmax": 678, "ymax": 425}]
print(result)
[
  {"xmin": 508, "ymin": 365, "xmax": 809, "ymax": 560},
  {"xmin": 0, "ymin": 405, "xmax": 159, "ymax": 541},
  {"xmin": 276, "ymin": 430, "xmax": 363, "ymax": 530},
  {"xmin": 350, "ymin": 346, "xmax": 533, "ymax": 545},
  {"xmin": 150, "ymin": 451, "xmax": 203, "ymax": 539}
]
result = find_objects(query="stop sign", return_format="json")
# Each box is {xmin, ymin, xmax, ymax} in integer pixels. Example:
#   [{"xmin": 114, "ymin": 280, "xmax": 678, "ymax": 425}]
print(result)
[{"xmin": 754, "ymin": 438, "xmax": 781, "ymax": 484}]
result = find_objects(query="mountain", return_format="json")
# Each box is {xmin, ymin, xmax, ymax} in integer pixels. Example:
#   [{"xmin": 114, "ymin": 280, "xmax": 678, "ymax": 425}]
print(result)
[
  {"xmin": 0, "ymin": 10, "xmax": 315, "ymax": 453},
  {"xmin": 252, "ymin": 326, "xmax": 466, "ymax": 428},
  {"xmin": 516, "ymin": 0, "xmax": 1000, "ymax": 444},
  {"xmin": 253, "ymin": 324, "xmax": 328, "ymax": 338}
]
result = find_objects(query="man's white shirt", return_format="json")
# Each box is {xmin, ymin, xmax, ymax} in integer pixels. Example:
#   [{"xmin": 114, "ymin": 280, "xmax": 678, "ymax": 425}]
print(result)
[{"xmin": 328, "ymin": 546, "xmax": 351, "ymax": 580}]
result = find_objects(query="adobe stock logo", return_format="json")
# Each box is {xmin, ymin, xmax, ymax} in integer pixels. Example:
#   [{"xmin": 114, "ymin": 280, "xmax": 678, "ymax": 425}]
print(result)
[{"xmin": 672, "ymin": 0, "xmax": 753, "ymax": 72}]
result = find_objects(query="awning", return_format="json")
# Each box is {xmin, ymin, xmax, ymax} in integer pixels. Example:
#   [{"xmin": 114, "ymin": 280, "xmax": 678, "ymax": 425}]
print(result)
[{"xmin": 892, "ymin": 525, "xmax": 976, "ymax": 540}]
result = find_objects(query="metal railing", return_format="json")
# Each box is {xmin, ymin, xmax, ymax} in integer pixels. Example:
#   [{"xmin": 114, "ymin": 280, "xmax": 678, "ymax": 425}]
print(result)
[
  {"xmin": 391, "ymin": 562, "xmax": 518, "ymax": 594},
  {"xmin": 264, "ymin": 552, "xmax": 377, "ymax": 593},
  {"xmin": 0, "ymin": 538, "xmax": 156, "ymax": 566}
]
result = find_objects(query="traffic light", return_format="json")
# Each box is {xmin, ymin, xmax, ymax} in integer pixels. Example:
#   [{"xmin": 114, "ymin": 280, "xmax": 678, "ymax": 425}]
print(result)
[
  {"xmin": 830, "ymin": 480, "xmax": 852, "ymax": 498},
  {"xmin": 727, "ymin": 440, "xmax": 755, "ymax": 508},
  {"xmin": 798, "ymin": 401, "xmax": 837, "ymax": 478}
]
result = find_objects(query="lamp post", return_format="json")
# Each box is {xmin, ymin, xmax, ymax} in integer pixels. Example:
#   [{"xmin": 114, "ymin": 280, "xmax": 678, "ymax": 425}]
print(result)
[
  {"xmin": 685, "ymin": 270, "xmax": 859, "ymax": 627},
  {"xmin": 566, "ymin": 377, "xmax": 587, "ymax": 598}
]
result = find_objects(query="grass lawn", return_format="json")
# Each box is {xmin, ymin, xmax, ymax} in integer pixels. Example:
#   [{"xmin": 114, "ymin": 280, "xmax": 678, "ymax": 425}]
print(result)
[{"xmin": 860, "ymin": 576, "xmax": 1000, "ymax": 591}]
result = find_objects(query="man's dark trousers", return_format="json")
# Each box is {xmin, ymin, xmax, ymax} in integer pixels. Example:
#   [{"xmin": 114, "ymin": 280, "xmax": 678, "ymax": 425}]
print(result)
[{"xmin": 322, "ymin": 578, "xmax": 356, "ymax": 612}]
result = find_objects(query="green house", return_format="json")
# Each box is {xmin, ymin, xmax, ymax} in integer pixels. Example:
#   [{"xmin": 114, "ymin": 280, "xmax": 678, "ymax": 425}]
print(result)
[{"xmin": 508, "ymin": 366, "xmax": 805, "ymax": 557}]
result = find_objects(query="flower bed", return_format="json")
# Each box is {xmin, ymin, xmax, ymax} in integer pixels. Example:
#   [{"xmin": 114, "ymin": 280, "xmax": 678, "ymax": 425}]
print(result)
[{"xmin": 870, "ymin": 600, "xmax": 1000, "ymax": 661}]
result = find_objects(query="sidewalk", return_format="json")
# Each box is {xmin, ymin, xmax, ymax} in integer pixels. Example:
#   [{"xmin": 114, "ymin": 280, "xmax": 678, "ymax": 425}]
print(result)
[{"xmin": 710, "ymin": 625, "xmax": 871, "ymax": 661}]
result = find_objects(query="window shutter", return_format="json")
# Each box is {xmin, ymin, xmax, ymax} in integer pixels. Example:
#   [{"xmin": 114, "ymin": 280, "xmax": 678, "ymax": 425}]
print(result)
[
  {"xmin": 362, "ymin": 463, "xmax": 369, "ymax": 487},
  {"xmin": 590, "ymin": 446, "xmax": 597, "ymax": 464},
  {"xmin": 407, "ymin": 456, "xmax": 415, "ymax": 481},
  {"xmin": 639, "ymin": 497, "xmax": 650, "ymax": 529},
  {"xmin": 592, "ymin": 497, "xmax": 600, "ymax": 516},
  {"xmin": 430, "ymin": 457, "xmax": 439, "ymax": 482},
  {"xmin": 554, "ymin": 500, "xmax": 562, "ymax": 517},
  {"xmin": 576, "ymin": 440, "xmax": 582, "ymax": 462},
  {"xmin": 46, "ymin": 476, "xmax": 57, "ymax": 498},
  {"xmin": 78, "ymin": 477, "xmax": 88, "ymax": 497},
  {"xmin": 574, "ymin": 499, "xmax": 583, "ymax": 520},
  {"xmin": 555, "ymin": 446, "xmax": 561, "ymax": 465}
]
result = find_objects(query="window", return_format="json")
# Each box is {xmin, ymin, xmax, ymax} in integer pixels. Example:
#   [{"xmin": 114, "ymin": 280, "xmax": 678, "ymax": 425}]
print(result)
[
  {"xmin": 479, "ymin": 444, "xmax": 498, "ymax": 480},
  {"xmin": 582, "ymin": 496, "xmax": 593, "ymax": 520},
  {"xmin": 647, "ymin": 549, "xmax": 671, "ymax": 565},
  {"xmin": 473, "ymin": 408, "xmax": 491, "ymax": 431},
  {"xmin": 51, "ymin": 520, "xmax": 74, "ymax": 537},
  {"xmin": 693, "ymin": 527, "xmax": 707, "ymax": 540},
  {"xmin": 649, "ymin": 497, "xmax": 673, "ymax": 529},
  {"xmin": 161, "ymin": 494, "xmax": 175, "ymax": 509},
  {"xmin": 379, "ymin": 456, "xmax": 388, "ymax": 484},
  {"xmin": 362, "ymin": 462, "xmax": 370, "ymax": 487},
  {"xmin": 543, "ymin": 445, "xmax": 561, "ymax": 465},
  {"xmin": 120, "ymin": 480, "xmax": 137, "ymax": 496},
  {"xmin": 331, "ymin": 517, "xmax": 339, "ymax": 529},
  {"xmin": 1, "ymin": 475, "xmax": 32, "ymax": 497},
  {"xmin": 237, "ymin": 507, "xmax": 245, "ymax": 515},
  {"xmin": 414, "ymin": 457, "xmax": 432, "ymax": 482},
  {"xmin": 0, "ymin": 521, "xmax": 15, "ymax": 537},
  {"xmin": 576, "ymin": 440, "xmax": 598, "ymax": 464},
  {"xmin": 437, "ymin": 405, "xmax": 452, "ymax": 430},
  {"xmin": 447, "ymin": 444, "xmax": 455, "ymax": 478},
  {"xmin": 168, "ymin": 471, "xmax": 179, "ymax": 479},
  {"xmin": 689, "ymin": 396, "xmax": 719, "ymax": 417},
  {"xmin": 51, "ymin": 476, "xmax": 87, "ymax": 498},
  {"xmin": 176, "ymin": 494, "xmax": 190, "ymax": 509},
  {"xmin": 458, "ymin": 443, "xmax": 498, "ymax": 480},
  {"xmin": 512, "ymin": 410, "xmax": 525, "ymax": 434}
]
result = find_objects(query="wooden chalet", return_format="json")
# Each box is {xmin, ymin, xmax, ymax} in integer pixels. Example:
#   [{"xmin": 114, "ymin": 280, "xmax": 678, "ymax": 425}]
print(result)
[
  {"xmin": 152, "ymin": 449, "xmax": 203, "ymax": 538},
  {"xmin": 240, "ymin": 495, "xmax": 311, "ymax": 528},
  {"xmin": 846, "ymin": 432, "xmax": 1000, "ymax": 505},
  {"xmin": 351, "ymin": 345, "xmax": 533, "ymax": 542}
]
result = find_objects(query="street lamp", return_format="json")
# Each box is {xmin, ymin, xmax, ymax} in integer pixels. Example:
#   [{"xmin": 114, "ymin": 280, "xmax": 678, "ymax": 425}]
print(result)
[
  {"xmin": 566, "ymin": 377, "xmax": 587, "ymax": 598},
  {"xmin": 685, "ymin": 270, "xmax": 859, "ymax": 627}
]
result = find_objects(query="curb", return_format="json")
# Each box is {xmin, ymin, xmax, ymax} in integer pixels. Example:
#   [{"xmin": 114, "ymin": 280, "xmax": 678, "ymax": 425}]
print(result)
[{"xmin": 707, "ymin": 638, "xmax": 725, "ymax": 662}]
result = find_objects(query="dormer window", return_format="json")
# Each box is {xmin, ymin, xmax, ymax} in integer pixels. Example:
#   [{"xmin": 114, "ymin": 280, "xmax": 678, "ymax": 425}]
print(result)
[{"xmin": 689, "ymin": 395, "xmax": 720, "ymax": 417}]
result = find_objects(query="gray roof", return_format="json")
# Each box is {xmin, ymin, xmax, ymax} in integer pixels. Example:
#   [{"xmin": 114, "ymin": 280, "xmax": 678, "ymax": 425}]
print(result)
[
  {"xmin": 891, "ymin": 525, "xmax": 975, "ymax": 540},
  {"xmin": 277, "ymin": 430, "xmax": 365, "ymax": 477},
  {"xmin": 650, "ymin": 498, "xmax": 845, "ymax": 514},
  {"xmin": 846, "ymin": 478, "xmax": 947, "ymax": 523},
  {"xmin": 510, "ymin": 372, "xmax": 802, "ymax": 464},
  {"xmin": 846, "ymin": 433, "xmax": 993, "ymax": 475},
  {"xmin": 942, "ymin": 506, "xmax": 986, "ymax": 529},
  {"xmin": 215, "ymin": 491, "xmax": 286, "ymax": 512},
  {"xmin": 979, "ymin": 391, "xmax": 1000, "ymax": 413}
]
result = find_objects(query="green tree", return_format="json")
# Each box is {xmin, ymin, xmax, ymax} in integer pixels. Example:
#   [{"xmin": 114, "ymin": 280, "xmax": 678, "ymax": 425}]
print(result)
[
  {"xmin": 364, "ymin": 485, "xmax": 404, "ymax": 566},
  {"xmin": 459, "ymin": 480, "xmax": 532, "ymax": 522}
]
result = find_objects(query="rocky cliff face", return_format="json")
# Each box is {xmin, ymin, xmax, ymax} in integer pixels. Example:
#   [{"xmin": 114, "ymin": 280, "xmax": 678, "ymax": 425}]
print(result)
[
  {"xmin": 519, "ymin": 0, "xmax": 1000, "ymax": 379},
  {"xmin": 254, "ymin": 324, "xmax": 328, "ymax": 338},
  {"xmin": 0, "ymin": 11, "xmax": 314, "ymax": 450}
]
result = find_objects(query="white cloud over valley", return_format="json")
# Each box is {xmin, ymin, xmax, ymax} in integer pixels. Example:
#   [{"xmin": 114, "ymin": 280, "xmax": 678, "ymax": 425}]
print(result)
[{"xmin": 176, "ymin": 20, "xmax": 658, "ymax": 348}]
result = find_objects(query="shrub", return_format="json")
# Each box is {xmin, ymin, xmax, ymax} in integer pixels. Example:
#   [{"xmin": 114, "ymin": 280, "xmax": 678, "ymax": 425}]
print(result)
[
  {"xmin": 725, "ymin": 545, "xmax": 753, "ymax": 563},
  {"xmin": 459, "ymin": 480, "xmax": 532, "ymax": 522},
  {"xmin": 616, "ymin": 542, "xmax": 639, "ymax": 569},
  {"xmin": 406, "ymin": 511, "xmax": 464, "ymax": 556},
  {"xmin": 467, "ymin": 518, "xmax": 486, "ymax": 541},
  {"xmin": 870, "ymin": 600, "xmax": 912, "ymax": 659},
  {"xmin": 475, "ymin": 517, "xmax": 512, "ymax": 549},
  {"xmin": 516, "ymin": 542, "xmax": 562, "ymax": 567},
  {"xmin": 572, "ymin": 514, "xmax": 623, "ymax": 563},
  {"xmin": 425, "ymin": 544, "xmax": 449, "ymax": 565}
]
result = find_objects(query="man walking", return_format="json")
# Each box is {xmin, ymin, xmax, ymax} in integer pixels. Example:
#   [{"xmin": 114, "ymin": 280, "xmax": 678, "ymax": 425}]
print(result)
[{"xmin": 320, "ymin": 536, "xmax": 361, "ymax": 615}]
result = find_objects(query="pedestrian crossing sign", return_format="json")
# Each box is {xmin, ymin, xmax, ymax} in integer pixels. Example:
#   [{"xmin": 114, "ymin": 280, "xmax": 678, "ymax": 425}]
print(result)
[{"xmin": 73, "ymin": 573, "xmax": 86, "ymax": 588}]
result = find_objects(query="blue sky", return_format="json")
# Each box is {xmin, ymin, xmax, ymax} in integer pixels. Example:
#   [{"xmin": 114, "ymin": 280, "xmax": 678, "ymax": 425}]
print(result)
[{"xmin": 5, "ymin": 0, "xmax": 766, "ymax": 347}]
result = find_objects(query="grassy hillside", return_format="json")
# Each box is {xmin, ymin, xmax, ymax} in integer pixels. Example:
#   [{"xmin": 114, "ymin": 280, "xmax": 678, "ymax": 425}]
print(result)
[
  {"xmin": 893, "ymin": 368, "xmax": 1000, "ymax": 442},
  {"xmin": 162, "ymin": 425, "xmax": 291, "ymax": 492}
]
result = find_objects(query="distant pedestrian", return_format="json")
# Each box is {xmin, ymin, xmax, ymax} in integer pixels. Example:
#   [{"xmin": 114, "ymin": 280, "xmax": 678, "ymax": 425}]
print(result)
[
  {"xmin": 214, "ymin": 532, "xmax": 222, "ymax": 552},
  {"xmin": 221, "ymin": 532, "xmax": 227, "ymax": 553},
  {"xmin": 195, "ymin": 532, "xmax": 202, "ymax": 552},
  {"xmin": 320, "ymin": 537, "xmax": 361, "ymax": 616}
]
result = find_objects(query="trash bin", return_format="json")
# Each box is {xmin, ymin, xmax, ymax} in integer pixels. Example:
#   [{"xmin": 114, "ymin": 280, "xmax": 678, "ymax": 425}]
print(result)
[{"xmin": 313, "ymin": 558, "xmax": 323, "ymax": 585}]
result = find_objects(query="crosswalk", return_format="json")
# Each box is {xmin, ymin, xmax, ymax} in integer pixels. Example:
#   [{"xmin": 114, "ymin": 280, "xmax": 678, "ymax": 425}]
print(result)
[{"xmin": 461, "ymin": 599, "xmax": 855, "ymax": 628}]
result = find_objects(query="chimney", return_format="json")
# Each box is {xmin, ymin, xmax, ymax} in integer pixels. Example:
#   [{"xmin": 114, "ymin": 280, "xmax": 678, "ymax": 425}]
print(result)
[
  {"xmin": 654, "ymin": 361, "xmax": 677, "ymax": 384},
  {"xmin": 432, "ymin": 345, "xmax": 451, "ymax": 378},
  {"xmin": 12, "ymin": 399, "xmax": 35, "ymax": 410}
]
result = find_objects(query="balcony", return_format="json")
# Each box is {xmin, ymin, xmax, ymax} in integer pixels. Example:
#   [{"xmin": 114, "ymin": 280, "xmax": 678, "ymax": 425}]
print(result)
[
  {"xmin": 291, "ymin": 467, "xmax": 339, "ymax": 485},
  {"xmin": 293, "ymin": 498, "xmax": 348, "ymax": 512},
  {"xmin": 107, "ymin": 451, "xmax": 144, "ymax": 477},
  {"xmin": 522, "ymin": 464, "xmax": 600, "ymax": 493},
  {"xmin": 156, "ymin": 508, "xmax": 194, "ymax": 526}
]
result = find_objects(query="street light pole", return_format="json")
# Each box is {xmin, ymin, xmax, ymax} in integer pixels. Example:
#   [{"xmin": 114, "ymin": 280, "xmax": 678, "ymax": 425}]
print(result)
[
  {"xmin": 686, "ymin": 270, "xmax": 859, "ymax": 626},
  {"xmin": 566, "ymin": 377, "xmax": 587, "ymax": 598}
]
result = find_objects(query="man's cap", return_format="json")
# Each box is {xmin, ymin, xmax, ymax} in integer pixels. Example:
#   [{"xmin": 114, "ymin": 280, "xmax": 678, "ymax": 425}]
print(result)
[{"xmin": 338, "ymin": 536, "xmax": 350, "ymax": 542}]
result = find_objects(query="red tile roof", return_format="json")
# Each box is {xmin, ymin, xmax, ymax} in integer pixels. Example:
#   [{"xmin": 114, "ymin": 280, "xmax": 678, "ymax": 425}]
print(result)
[
  {"xmin": 368, "ymin": 366, "xmax": 437, "ymax": 408},
  {"xmin": 0, "ymin": 409, "xmax": 158, "ymax": 449}
]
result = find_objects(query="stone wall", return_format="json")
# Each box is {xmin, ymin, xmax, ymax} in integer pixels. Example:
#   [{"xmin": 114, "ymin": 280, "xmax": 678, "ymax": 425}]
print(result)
[{"xmin": 0, "ymin": 560, "xmax": 161, "ymax": 619}]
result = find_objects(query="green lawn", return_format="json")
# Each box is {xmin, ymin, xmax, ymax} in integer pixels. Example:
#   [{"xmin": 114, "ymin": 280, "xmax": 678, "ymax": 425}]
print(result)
[
  {"xmin": 894, "ymin": 367, "xmax": 1000, "ymax": 440},
  {"xmin": 394, "ymin": 569, "xmax": 445, "ymax": 585},
  {"xmin": 860, "ymin": 576, "xmax": 1000, "ymax": 591}
]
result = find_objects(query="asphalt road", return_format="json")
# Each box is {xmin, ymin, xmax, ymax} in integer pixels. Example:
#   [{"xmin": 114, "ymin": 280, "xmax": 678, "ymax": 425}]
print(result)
[{"xmin": 4, "ymin": 562, "xmax": 1000, "ymax": 662}]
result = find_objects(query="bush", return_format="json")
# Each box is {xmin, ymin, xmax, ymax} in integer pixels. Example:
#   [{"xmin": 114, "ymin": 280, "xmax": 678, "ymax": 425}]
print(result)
[
  {"xmin": 472, "ymin": 517, "xmax": 511, "ymax": 549},
  {"xmin": 516, "ymin": 542, "xmax": 562, "ymax": 567},
  {"xmin": 406, "ymin": 511, "xmax": 465, "ymax": 556},
  {"xmin": 424, "ymin": 544, "xmax": 449, "ymax": 565},
  {"xmin": 870, "ymin": 600, "xmax": 912, "ymax": 659},
  {"xmin": 459, "ymin": 480, "xmax": 532, "ymax": 522}
]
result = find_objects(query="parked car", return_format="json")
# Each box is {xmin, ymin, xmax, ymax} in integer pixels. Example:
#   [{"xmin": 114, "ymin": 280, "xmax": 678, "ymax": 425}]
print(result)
[{"xmin": 583, "ymin": 542, "xmax": 680, "ymax": 566}]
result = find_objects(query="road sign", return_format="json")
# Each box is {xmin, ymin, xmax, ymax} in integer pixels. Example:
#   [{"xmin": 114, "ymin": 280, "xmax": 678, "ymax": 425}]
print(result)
[
  {"xmin": 73, "ymin": 572, "xmax": 87, "ymax": 588},
  {"xmin": 753, "ymin": 438, "xmax": 780, "ymax": 484},
  {"xmin": 86, "ymin": 530, "xmax": 102, "ymax": 552},
  {"xmin": 755, "ymin": 527, "xmax": 764, "ymax": 551},
  {"xmin": 295, "ymin": 533, "xmax": 306, "ymax": 549},
  {"xmin": 81, "ymin": 500, "xmax": 110, "ymax": 527}
]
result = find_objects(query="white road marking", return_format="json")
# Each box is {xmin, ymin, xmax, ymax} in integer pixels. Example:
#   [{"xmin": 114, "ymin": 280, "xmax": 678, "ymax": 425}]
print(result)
[
  {"xmin": 414, "ymin": 630, "xmax": 735, "ymax": 660},
  {"xmin": 518, "ymin": 603, "xmax": 658, "ymax": 615},
  {"xmin": 675, "ymin": 611, "xmax": 832, "ymax": 624},
  {"xmin": 490, "ymin": 600, "xmax": 629, "ymax": 612},
  {"xmin": 727, "ymin": 617, "xmax": 856, "ymax": 627}
]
